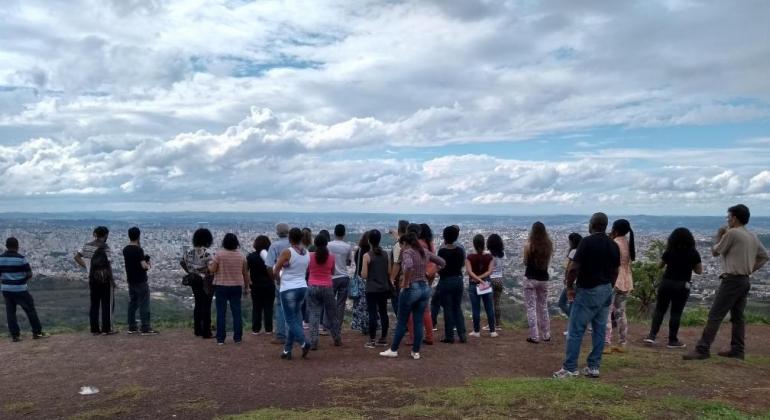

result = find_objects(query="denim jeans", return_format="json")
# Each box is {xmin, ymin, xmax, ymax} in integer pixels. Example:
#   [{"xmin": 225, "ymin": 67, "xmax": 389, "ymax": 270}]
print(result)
[
  {"xmin": 439, "ymin": 276, "xmax": 466, "ymax": 340},
  {"xmin": 391, "ymin": 281, "xmax": 431, "ymax": 353},
  {"xmin": 331, "ymin": 276, "xmax": 350, "ymax": 331},
  {"xmin": 127, "ymin": 281, "xmax": 151, "ymax": 332},
  {"xmin": 307, "ymin": 285, "xmax": 340, "ymax": 346},
  {"xmin": 468, "ymin": 281, "xmax": 496, "ymax": 333},
  {"xmin": 3, "ymin": 291, "xmax": 43, "ymax": 337},
  {"xmin": 558, "ymin": 287, "xmax": 572, "ymax": 317},
  {"xmin": 274, "ymin": 288, "xmax": 287, "ymax": 340},
  {"xmin": 280, "ymin": 287, "xmax": 308, "ymax": 353},
  {"xmin": 215, "ymin": 286, "xmax": 243, "ymax": 343},
  {"xmin": 563, "ymin": 283, "xmax": 612, "ymax": 371}
]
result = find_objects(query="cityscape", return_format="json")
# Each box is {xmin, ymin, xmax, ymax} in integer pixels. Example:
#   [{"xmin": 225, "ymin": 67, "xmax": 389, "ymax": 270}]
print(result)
[{"xmin": 2, "ymin": 212, "xmax": 768, "ymax": 311}]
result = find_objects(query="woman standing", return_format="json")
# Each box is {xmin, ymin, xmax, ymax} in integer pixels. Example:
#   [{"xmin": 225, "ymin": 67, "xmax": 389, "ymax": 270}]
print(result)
[
  {"xmin": 466, "ymin": 234, "xmax": 497, "ymax": 338},
  {"xmin": 380, "ymin": 232, "xmax": 445, "ymax": 359},
  {"xmin": 180, "ymin": 228, "xmax": 215, "ymax": 339},
  {"xmin": 437, "ymin": 225, "xmax": 467, "ymax": 343},
  {"xmin": 606, "ymin": 219, "xmax": 635, "ymax": 353},
  {"xmin": 273, "ymin": 228, "xmax": 311, "ymax": 359},
  {"xmin": 522, "ymin": 222, "xmax": 553, "ymax": 344},
  {"xmin": 351, "ymin": 231, "xmax": 371, "ymax": 335},
  {"xmin": 247, "ymin": 235, "xmax": 273, "ymax": 335},
  {"xmin": 487, "ymin": 234, "xmax": 506, "ymax": 330},
  {"xmin": 208, "ymin": 233, "xmax": 250, "ymax": 345},
  {"xmin": 558, "ymin": 233, "xmax": 582, "ymax": 335},
  {"xmin": 407, "ymin": 224, "xmax": 435, "ymax": 344},
  {"xmin": 361, "ymin": 230, "xmax": 391, "ymax": 348},
  {"xmin": 645, "ymin": 228, "xmax": 702, "ymax": 349},
  {"xmin": 306, "ymin": 234, "xmax": 342, "ymax": 349},
  {"xmin": 301, "ymin": 227, "xmax": 313, "ymax": 328}
]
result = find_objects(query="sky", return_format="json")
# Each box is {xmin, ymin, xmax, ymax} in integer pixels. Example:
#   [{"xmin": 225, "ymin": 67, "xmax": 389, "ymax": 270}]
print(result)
[{"xmin": 1, "ymin": 0, "xmax": 769, "ymax": 216}]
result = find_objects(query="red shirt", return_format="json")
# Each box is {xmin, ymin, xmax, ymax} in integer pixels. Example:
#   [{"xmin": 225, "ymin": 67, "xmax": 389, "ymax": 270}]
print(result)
[
  {"xmin": 467, "ymin": 253, "xmax": 493, "ymax": 277},
  {"xmin": 308, "ymin": 253, "xmax": 335, "ymax": 287}
]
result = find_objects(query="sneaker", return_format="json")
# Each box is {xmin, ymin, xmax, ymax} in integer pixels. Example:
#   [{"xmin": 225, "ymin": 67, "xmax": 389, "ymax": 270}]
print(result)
[
  {"xmin": 280, "ymin": 351, "xmax": 292, "ymax": 360},
  {"xmin": 301, "ymin": 343, "xmax": 311, "ymax": 358},
  {"xmin": 127, "ymin": 329, "xmax": 138, "ymax": 335},
  {"xmin": 32, "ymin": 332, "xmax": 50, "ymax": 339},
  {"xmin": 376, "ymin": 338, "xmax": 388, "ymax": 346},
  {"xmin": 482, "ymin": 325, "xmax": 490, "ymax": 331},
  {"xmin": 469, "ymin": 331, "xmax": 481, "ymax": 338},
  {"xmin": 234, "ymin": 340, "xmax": 242, "ymax": 345},
  {"xmin": 643, "ymin": 335, "xmax": 656, "ymax": 344},
  {"xmin": 11, "ymin": 336, "xmax": 21, "ymax": 342},
  {"xmin": 264, "ymin": 331, "xmax": 273, "ymax": 335},
  {"xmin": 496, "ymin": 325, "xmax": 503, "ymax": 331},
  {"xmin": 582, "ymin": 367, "xmax": 600, "ymax": 378},
  {"xmin": 303, "ymin": 322, "xmax": 310, "ymax": 330},
  {"xmin": 553, "ymin": 368, "xmax": 579, "ymax": 379},
  {"xmin": 683, "ymin": 351, "xmax": 710, "ymax": 360},
  {"xmin": 251, "ymin": 331, "xmax": 262, "ymax": 336},
  {"xmin": 411, "ymin": 351, "xmax": 420, "ymax": 360},
  {"xmin": 365, "ymin": 340, "xmax": 376, "ymax": 349},
  {"xmin": 379, "ymin": 349, "xmax": 398, "ymax": 358},
  {"xmin": 526, "ymin": 337, "xmax": 539, "ymax": 344},
  {"xmin": 432, "ymin": 327, "xmax": 438, "ymax": 332},
  {"xmin": 439, "ymin": 337, "xmax": 454, "ymax": 344},
  {"xmin": 667, "ymin": 340, "xmax": 686, "ymax": 349},
  {"xmin": 490, "ymin": 332, "xmax": 499, "ymax": 338},
  {"xmin": 141, "ymin": 330, "xmax": 159, "ymax": 336},
  {"xmin": 319, "ymin": 329, "xmax": 330, "ymax": 336},
  {"xmin": 717, "ymin": 350, "xmax": 744, "ymax": 360},
  {"xmin": 217, "ymin": 342, "xmax": 225, "ymax": 346}
]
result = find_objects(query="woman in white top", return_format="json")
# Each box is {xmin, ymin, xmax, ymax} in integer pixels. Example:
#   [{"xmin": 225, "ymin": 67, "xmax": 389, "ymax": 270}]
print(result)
[{"xmin": 273, "ymin": 228, "xmax": 311, "ymax": 360}]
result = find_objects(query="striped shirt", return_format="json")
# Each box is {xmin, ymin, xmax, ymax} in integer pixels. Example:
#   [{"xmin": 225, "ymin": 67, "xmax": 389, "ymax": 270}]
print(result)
[
  {"xmin": 0, "ymin": 251, "xmax": 32, "ymax": 292},
  {"xmin": 400, "ymin": 248, "xmax": 445, "ymax": 288},
  {"xmin": 210, "ymin": 250, "xmax": 248, "ymax": 287},
  {"xmin": 77, "ymin": 239, "xmax": 113, "ymax": 269}
]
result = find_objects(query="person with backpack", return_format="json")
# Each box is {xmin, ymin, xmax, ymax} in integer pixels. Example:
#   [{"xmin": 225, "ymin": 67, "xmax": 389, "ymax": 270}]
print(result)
[
  {"xmin": 75, "ymin": 226, "xmax": 117, "ymax": 336},
  {"xmin": 123, "ymin": 227, "xmax": 158, "ymax": 336},
  {"xmin": 2, "ymin": 237, "xmax": 49, "ymax": 342}
]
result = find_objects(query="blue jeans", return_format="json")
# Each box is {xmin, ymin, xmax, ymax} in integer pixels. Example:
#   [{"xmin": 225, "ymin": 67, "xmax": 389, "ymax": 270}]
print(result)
[
  {"xmin": 127, "ymin": 282, "xmax": 151, "ymax": 332},
  {"xmin": 563, "ymin": 283, "xmax": 612, "ymax": 371},
  {"xmin": 468, "ymin": 282, "xmax": 496, "ymax": 333},
  {"xmin": 391, "ymin": 281, "xmax": 431, "ymax": 353},
  {"xmin": 215, "ymin": 286, "xmax": 243, "ymax": 343},
  {"xmin": 280, "ymin": 287, "xmax": 308, "ymax": 353},
  {"xmin": 274, "ymin": 288, "xmax": 287, "ymax": 340},
  {"xmin": 558, "ymin": 287, "xmax": 572, "ymax": 317}
]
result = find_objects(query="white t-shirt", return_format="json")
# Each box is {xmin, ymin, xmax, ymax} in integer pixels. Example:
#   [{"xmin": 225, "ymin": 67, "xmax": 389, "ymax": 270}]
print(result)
[{"xmin": 328, "ymin": 240, "xmax": 352, "ymax": 279}]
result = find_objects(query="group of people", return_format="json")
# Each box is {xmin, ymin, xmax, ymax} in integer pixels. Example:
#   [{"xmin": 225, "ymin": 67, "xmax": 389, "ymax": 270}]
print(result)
[{"xmin": 2, "ymin": 204, "xmax": 767, "ymax": 379}]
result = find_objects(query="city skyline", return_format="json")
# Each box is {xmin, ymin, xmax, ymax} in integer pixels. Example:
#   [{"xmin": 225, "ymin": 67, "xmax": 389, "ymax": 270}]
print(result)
[{"xmin": 1, "ymin": 1, "xmax": 770, "ymax": 215}]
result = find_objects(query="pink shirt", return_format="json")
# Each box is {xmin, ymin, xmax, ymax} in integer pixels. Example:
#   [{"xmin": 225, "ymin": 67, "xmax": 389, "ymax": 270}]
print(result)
[
  {"xmin": 210, "ymin": 250, "xmax": 248, "ymax": 287},
  {"xmin": 308, "ymin": 253, "xmax": 335, "ymax": 287},
  {"xmin": 614, "ymin": 236, "xmax": 634, "ymax": 292}
]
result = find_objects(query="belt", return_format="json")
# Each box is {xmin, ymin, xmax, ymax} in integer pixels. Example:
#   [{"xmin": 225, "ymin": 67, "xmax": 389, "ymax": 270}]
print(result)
[{"xmin": 720, "ymin": 273, "xmax": 749, "ymax": 280}]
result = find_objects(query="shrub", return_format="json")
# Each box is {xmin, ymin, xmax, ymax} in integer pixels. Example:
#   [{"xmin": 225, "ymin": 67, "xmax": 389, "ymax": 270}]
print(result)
[{"xmin": 629, "ymin": 240, "xmax": 665, "ymax": 316}]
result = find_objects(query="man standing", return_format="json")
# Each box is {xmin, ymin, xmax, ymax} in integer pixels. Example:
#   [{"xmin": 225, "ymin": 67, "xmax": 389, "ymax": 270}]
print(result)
[
  {"xmin": 328, "ymin": 224, "xmax": 353, "ymax": 331},
  {"xmin": 123, "ymin": 227, "xmax": 158, "ymax": 336},
  {"xmin": 554, "ymin": 212, "xmax": 620, "ymax": 379},
  {"xmin": 75, "ymin": 226, "xmax": 117, "ymax": 336},
  {"xmin": 684, "ymin": 204, "xmax": 768, "ymax": 361},
  {"xmin": 1, "ymin": 237, "xmax": 48, "ymax": 342},
  {"xmin": 265, "ymin": 223, "xmax": 290, "ymax": 344}
]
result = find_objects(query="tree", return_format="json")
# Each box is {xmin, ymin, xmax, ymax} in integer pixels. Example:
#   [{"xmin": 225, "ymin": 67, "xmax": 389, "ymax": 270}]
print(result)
[{"xmin": 630, "ymin": 239, "xmax": 665, "ymax": 316}]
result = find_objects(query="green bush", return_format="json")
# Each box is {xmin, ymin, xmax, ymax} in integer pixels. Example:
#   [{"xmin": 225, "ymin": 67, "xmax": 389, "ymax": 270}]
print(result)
[{"xmin": 629, "ymin": 239, "xmax": 665, "ymax": 316}]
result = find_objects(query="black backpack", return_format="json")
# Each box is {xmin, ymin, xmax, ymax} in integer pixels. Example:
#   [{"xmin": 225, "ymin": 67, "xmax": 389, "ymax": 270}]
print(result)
[{"xmin": 90, "ymin": 246, "xmax": 113, "ymax": 285}]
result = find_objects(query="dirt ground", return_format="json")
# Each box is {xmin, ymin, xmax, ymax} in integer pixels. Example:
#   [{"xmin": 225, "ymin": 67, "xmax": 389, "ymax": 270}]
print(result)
[{"xmin": 2, "ymin": 320, "xmax": 770, "ymax": 419}]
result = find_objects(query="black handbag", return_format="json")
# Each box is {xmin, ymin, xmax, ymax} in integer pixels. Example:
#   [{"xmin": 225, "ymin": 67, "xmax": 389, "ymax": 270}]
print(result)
[{"xmin": 182, "ymin": 272, "xmax": 203, "ymax": 287}]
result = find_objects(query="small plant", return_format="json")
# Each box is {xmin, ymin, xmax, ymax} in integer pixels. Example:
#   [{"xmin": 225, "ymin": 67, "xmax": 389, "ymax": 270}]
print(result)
[{"xmin": 629, "ymin": 240, "xmax": 665, "ymax": 316}]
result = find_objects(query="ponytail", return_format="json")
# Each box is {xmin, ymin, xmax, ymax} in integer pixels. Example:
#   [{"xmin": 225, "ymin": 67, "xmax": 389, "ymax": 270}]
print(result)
[
  {"xmin": 628, "ymin": 228, "xmax": 636, "ymax": 261},
  {"xmin": 612, "ymin": 219, "xmax": 635, "ymax": 261}
]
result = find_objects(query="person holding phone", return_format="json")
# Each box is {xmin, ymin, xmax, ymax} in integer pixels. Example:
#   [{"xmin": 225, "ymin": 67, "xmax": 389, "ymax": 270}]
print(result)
[{"xmin": 466, "ymin": 234, "xmax": 497, "ymax": 338}]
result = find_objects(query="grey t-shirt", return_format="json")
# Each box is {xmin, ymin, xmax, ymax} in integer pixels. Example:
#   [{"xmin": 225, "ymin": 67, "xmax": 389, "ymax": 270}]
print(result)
[{"xmin": 328, "ymin": 239, "xmax": 352, "ymax": 279}]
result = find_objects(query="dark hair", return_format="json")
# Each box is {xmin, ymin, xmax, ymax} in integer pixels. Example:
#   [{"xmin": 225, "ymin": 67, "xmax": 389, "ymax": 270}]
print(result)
[
  {"xmin": 527, "ymin": 222, "xmax": 553, "ymax": 270},
  {"xmin": 192, "ymin": 228, "xmax": 213, "ymax": 248},
  {"xmin": 406, "ymin": 223, "xmax": 422, "ymax": 236},
  {"xmin": 612, "ymin": 219, "xmax": 636, "ymax": 261},
  {"xmin": 5, "ymin": 237, "xmax": 19, "ymax": 249},
  {"xmin": 358, "ymin": 230, "xmax": 371, "ymax": 254},
  {"xmin": 334, "ymin": 224, "xmax": 346, "ymax": 237},
  {"xmin": 314, "ymin": 234, "xmax": 329, "ymax": 264},
  {"xmin": 666, "ymin": 227, "xmax": 696, "ymax": 253},
  {"xmin": 289, "ymin": 228, "xmax": 303, "ymax": 245},
  {"xmin": 418, "ymin": 224, "xmax": 433, "ymax": 242},
  {"xmin": 93, "ymin": 226, "xmax": 109, "ymax": 239},
  {"xmin": 398, "ymin": 220, "xmax": 409, "ymax": 235},
  {"xmin": 128, "ymin": 226, "xmax": 141, "ymax": 242},
  {"xmin": 589, "ymin": 212, "xmax": 609, "ymax": 233},
  {"xmin": 253, "ymin": 235, "xmax": 271, "ymax": 253},
  {"xmin": 368, "ymin": 229, "xmax": 383, "ymax": 255},
  {"xmin": 301, "ymin": 228, "xmax": 312, "ymax": 247},
  {"xmin": 318, "ymin": 230, "xmax": 331, "ymax": 241},
  {"xmin": 568, "ymin": 232, "xmax": 583, "ymax": 251},
  {"xmin": 400, "ymin": 232, "xmax": 424, "ymax": 257},
  {"xmin": 472, "ymin": 234, "xmax": 485, "ymax": 254},
  {"xmin": 728, "ymin": 204, "xmax": 750, "ymax": 225},
  {"xmin": 222, "ymin": 233, "xmax": 240, "ymax": 250},
  {"xmin": 442, "ymin": 225, "xmax": 459, "ymax": 245},
  {"xmin": 487, "ymin": 234, "xmax": 504, "ymax": 258}
]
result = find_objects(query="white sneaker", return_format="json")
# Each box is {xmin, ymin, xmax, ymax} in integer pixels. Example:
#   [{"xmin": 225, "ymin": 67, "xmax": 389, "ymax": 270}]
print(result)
[
  {"xmin": 563, "ymin": 331, "xmax": 569, "ymax": 336},
  {"xmin": 582, "ymin": 367, "xmax": 600, "ymax": 378},
  {"xmin": 553, "ymin": 368, "xmax": 579, "ymax": 379},
  {"xmin": 379, "ymin": 349, "xmax": 398, "ymax": 358},
  {"xmin": 411, "ymin": 351, "xmax": 420, "ymax": 360},
  {"xmin": 469, "ymin": 331, "xmax": 481, "ymax": 338},
  {"xmin": 482, "ymin": 325, "xmax": 490, "ymax": 331},
  {"xmin": 490, "ymin": 332, "xmax": 499, "ymax": 338},
  {"xmin": 432, "ymin": 327, "xmax": 438, "ymax": 331}
]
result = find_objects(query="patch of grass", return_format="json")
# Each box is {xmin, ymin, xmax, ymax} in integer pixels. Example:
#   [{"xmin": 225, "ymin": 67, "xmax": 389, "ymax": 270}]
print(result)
[
  {"xmin": 620, "ymin": 372, "xmax": 681, "ymax": 388},
  {"xmin": 660, "ymin": 396, "xmax": 749, "ymax": 419},
  {"xmin": 3, "ymin": 401, "xmax": 35, "ymax": 415},
  {"xmin": 680, "ymin": 306, "xmax": 770, "ymax": 327},
  {"xmin": 69, "ymin": 406, "xmax": 131, "ymax": 420},
  {"xmin": 172, "ymin": 397, "xmax": 219, "ymax": 412},
  {"xmin": 745, "ymin": 355, "xmax": 770, "ymax": 368},
  {"xmin": 384, "ymin": 404, "xmax": 460, "ymax": 418},
  {"xmin": 218, "ymin": 407, "xmax": 363, "ymax": 420},
  {"xmin": 110, "ymin": 384, "xmax": 150, "ymax": 401}
]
